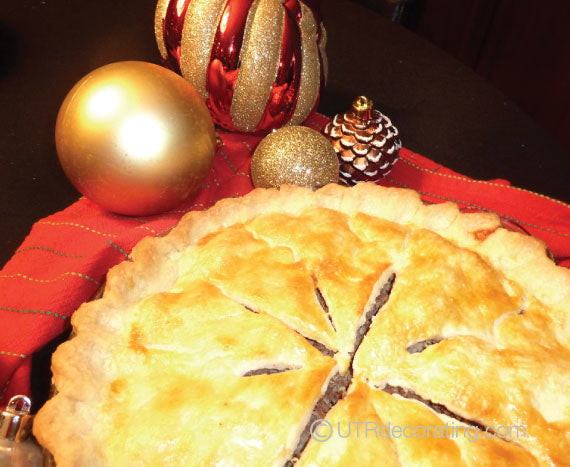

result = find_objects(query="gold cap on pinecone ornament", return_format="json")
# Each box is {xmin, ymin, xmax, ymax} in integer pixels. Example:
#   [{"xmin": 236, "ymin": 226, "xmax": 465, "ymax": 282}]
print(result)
[{"xmin": 324, "ymin": 96, "xmax": 401, "ymax": 185}]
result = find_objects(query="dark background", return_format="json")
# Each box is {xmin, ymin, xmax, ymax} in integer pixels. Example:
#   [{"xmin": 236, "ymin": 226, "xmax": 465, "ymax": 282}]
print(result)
[
  {"xmin": 355, "ymin": 0, "xmax": 570, "ymax": 158},
  {"xmin": 1, "ymin": 0, "xmax": 569, "ymax": 269}
]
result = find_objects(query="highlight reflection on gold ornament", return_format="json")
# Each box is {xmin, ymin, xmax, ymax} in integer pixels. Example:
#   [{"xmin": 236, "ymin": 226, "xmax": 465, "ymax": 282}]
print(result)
[
  {"xmin": 251, "ymin": 126, "xmax": 339, "ymax": 189},
  {"xmin": 55, "ymin": 61, "xmax": 216, "ymax": 216}
]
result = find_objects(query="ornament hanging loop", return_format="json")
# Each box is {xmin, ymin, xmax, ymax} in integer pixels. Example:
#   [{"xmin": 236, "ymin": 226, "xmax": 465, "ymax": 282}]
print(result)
[
  {"xmin": 6, "ymin": 396, "xmax": 31, "ymax": 415},
  {"xmin": 353, "ymin": 96, "xmax": 374, "ymax": 121},
  {"xmin": 1, "ymin": 395, "xmax": 33, "ymax": 442}
]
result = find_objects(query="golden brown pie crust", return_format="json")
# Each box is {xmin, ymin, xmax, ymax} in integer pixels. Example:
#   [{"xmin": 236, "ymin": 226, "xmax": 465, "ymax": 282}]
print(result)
[{"xmin": 33, "ymin": 183, "xmax": 570, "ymax": 466}]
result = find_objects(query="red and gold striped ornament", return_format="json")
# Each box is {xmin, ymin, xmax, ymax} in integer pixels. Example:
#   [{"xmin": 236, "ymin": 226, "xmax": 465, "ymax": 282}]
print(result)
[{"xmin": 155, "ymin": 0, "xmax": 327, "ymax": 134}]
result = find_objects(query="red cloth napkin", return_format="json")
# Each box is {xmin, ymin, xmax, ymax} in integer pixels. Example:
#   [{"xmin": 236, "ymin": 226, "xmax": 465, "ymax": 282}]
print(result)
[{"xmin": 1, "ymin": 112, "xmax": 569, "ymax": 407}]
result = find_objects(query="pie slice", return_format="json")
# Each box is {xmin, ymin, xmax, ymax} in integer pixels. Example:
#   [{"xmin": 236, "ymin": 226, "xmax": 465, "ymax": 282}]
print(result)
[
  {"xmin": 33, "ymin": 183, "xmax": 570, "ymax": 466},
  {"xmin": 245, "ymin": 207, "xmax": 404, "ymax": 369},
  {"xmin": 299, "ymin": 381, "xmax": 539, "ymax": 466},
  {"xmin": 40, "ymin": 279, "xmax": 336, "ymax": 465},
  {"xmin": 172, "ymin": 225, "xmax": 338, "ymax": 352},
  {"xmin": 354, "ymin": 229, "xmax": 570, "ymax": 464}
]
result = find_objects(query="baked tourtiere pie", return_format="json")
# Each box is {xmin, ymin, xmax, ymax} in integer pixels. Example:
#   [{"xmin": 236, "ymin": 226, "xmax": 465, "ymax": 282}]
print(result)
[{"xmin": 34, "ymin": 183, "xmax": 570, "ymax": 466}]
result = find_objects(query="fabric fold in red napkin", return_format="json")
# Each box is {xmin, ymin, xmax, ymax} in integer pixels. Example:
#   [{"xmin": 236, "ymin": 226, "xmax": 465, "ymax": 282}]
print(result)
[{"xmin": 1, "ymin": 112, "xmax": 569, "ymax": 407}]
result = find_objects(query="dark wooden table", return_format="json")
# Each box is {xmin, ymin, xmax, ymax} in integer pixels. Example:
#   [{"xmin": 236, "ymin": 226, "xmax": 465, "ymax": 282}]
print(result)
[{"xmin": 1, "ymin": 0, "xmax": 569, "ymax": 269}]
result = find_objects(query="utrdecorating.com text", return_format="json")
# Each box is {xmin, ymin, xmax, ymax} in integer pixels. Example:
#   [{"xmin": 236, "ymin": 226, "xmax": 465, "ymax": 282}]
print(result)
[{"xmin": 309, "ymin": 419, "xmax": 527, "ymax": 443}]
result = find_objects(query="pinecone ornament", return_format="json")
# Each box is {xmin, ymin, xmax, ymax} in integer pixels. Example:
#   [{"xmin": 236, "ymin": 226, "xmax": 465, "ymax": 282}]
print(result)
[{"xmin": 324, "ymin": 96, "xmax": 401, "ymax": 184}]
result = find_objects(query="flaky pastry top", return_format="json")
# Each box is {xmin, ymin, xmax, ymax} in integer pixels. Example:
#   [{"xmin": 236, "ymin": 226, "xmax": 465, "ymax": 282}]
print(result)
[{"xmin": 33, "ymin": 183, "xmax": 570, "ymax": 466}]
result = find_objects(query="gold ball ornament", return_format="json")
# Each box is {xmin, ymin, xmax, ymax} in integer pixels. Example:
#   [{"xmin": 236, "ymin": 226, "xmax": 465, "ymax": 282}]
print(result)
[
  {"xmin": 55, "ymin": 61, "xmax": 216, "ymax": 216},
  {"xmin": 251, "ymin": 126, "xmax": 339, "ymax": 189}
]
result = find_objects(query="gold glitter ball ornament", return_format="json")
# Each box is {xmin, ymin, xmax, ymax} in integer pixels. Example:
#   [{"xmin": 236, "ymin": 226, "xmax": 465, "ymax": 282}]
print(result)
[
  {"xmin": 55, "ymin": 61, "xmax": 216, "ymax": 216},
  {"xmin": 251, "ymin": 126, "xmax": 339, "ymax": 189}
]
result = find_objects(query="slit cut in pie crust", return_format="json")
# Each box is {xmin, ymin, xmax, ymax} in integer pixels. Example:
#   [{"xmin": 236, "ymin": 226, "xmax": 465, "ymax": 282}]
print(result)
[
  {"xmin": 33, "ymin": 183, "xmax": 570, "ymax": 466},
  {"xmin": 288, "ymin": 272, "xmax": 397, "ymax": 463}
]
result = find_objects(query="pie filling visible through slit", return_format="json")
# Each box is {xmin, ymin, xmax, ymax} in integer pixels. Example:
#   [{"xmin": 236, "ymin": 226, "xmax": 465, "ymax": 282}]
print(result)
[{"xmin": 33, "ymin": 183, "xmax": 570, "ymax": 466}]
